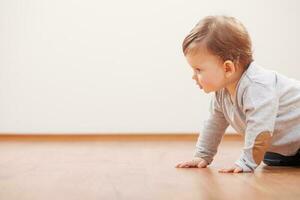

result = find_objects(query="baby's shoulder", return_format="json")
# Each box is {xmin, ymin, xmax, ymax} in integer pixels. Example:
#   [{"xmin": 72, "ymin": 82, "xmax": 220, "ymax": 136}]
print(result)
[{"xmin": 244, "ymin": 64, "xmax": 276, "ymax": 87}]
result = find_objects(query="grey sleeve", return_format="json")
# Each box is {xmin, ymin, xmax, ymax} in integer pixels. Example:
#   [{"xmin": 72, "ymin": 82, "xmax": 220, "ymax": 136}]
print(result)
[
  {"xmin": 235, "ymin": 83, "xmax": 278, "ymax": 172},
  {"xmin": 194, "ymin": 92, "xmax": 229, "ymax": 164}
]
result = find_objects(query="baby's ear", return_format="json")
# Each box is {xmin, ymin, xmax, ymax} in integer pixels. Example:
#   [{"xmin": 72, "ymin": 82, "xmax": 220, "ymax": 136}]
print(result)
[{"xmin": 223, "ymin": 60, "xmax": 236, "ymax": 78}]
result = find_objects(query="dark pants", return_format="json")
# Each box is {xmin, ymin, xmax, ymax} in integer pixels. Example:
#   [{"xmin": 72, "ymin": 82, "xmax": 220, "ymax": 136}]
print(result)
[{"xmin": 263, "ymin": 149, "xmax": 300, "ymax": 166}]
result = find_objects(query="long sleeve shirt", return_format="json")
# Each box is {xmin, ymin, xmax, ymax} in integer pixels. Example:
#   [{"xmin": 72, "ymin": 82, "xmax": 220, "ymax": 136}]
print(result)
[{"xmin": 194, "ymin": 61, "xmax": 300, "ymax": 172}]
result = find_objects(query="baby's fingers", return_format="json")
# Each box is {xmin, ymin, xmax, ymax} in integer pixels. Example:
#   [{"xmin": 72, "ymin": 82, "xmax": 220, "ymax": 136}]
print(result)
[
  {"xmin": 218, "ymin": 166, "xmax": 243, "ymax": 173},
  {"xmin": 218, "ymin": 167, "xmax": 235, "ymax": 173},
  {"xmin": 180, "ymin": 162, "xmax": 193, "ymax": 168},
  {"xmin": 176, "ymin": 161, "xmax": 195, "ymax": 168},
  {"xmin": 197, "ymin": 160, "xmax": 207, "ymax": 168},
  {"xmin": 233, "ymin": 167, "xmax": 243, "ymax": 173},
  {"xmin": 175, "ymin": 162, "xmax": 188, "ymax": 168},
  {"xmin": 175, "ymin": 162, "xmax": 186, "ymax": 168}
]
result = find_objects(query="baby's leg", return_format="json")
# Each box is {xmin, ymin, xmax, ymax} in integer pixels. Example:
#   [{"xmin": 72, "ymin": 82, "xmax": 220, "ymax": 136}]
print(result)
[{"xmin": 263, "ymin": 149, "xmax": 300, "ymax": 166}]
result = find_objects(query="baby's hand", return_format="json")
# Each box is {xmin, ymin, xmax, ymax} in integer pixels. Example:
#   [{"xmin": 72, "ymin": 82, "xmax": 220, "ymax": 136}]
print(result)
[
  {"xmin": 218, "ymin": 165, "xmax": 244, "ymax": 173},
  {"xmin": 175, "ymin": 157, "xmax": 208, "ymax": 168}
]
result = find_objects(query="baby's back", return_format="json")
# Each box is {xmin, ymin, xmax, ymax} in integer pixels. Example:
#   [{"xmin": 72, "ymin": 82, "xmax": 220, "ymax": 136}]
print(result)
[{"xmin": 269, "ymin": 71, "xmax": 300, "ymax": 155}]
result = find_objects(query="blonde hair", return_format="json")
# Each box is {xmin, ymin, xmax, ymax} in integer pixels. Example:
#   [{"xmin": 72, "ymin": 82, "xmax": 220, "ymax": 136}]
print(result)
[{"xmin": 182, "ymin": 16, "xmax": 253, "ymax": 69}]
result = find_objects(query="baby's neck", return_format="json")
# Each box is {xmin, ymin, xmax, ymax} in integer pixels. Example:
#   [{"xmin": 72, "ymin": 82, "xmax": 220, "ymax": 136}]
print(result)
[{"xmin": 225, "ymin": 70, "xmax": 244, "ymax": 102}]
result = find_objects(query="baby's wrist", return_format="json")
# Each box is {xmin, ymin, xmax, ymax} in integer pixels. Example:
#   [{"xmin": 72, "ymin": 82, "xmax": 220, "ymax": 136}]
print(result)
[{"xmin": 193, "ymin": 157, "xmax": 208, "ymax": 163}]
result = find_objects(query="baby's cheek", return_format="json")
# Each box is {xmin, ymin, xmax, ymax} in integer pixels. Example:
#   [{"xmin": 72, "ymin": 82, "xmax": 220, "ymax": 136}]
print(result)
[{"xmin": 201, "ymin": 78, "xmax": 215, "ymax": 88}]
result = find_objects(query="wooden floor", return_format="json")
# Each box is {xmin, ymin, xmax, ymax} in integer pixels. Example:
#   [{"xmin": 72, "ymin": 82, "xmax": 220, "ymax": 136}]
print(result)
[{"xmin": 0, "ymin": 134, "xmax": 299, "ymax": 200}]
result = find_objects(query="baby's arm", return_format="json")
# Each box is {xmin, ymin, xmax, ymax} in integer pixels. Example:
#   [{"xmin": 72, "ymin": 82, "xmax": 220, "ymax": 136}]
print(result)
[
  {"xmin": 176, "ymin": 93, "xmax": 229, "ymax": 168},
  {"xmin": 234, "ymin": 83, "xmax": 278, "ymax": 172}
]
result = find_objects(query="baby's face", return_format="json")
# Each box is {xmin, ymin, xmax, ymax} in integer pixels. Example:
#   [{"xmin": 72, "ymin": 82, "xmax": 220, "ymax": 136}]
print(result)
[{"xmin": 185, "ymin": 50, "xmax": 227, "ymax": 93}]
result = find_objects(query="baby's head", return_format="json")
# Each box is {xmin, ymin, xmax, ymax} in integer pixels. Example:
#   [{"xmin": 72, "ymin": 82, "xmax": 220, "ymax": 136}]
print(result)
[{"xmin": 183, "ymin": 16, "xmax": 253, "ymax": 93}]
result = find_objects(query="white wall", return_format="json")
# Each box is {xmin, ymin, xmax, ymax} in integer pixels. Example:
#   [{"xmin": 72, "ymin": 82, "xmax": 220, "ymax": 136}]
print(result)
[{"xmin": 0, "ymin": 0, "xmax": 300, "ymax": 134}]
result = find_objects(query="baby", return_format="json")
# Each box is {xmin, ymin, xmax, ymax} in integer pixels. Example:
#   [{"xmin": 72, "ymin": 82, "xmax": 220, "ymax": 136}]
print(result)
[{"xmin": 176, "ymin": 16, "xmax": 300, "ymax": 173}]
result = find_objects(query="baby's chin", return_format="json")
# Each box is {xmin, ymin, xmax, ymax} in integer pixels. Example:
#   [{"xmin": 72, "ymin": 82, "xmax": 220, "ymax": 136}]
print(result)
[
  {"xmin": 204, "ymin": 86, "xmax": 225, "ymax": 93},
  {"xmin": 204, "ymin": 88, "xmax": 221, "ymax": 94},
  {"xmin": 197, "ymin": 85, "xmax": 217, "ymax": 93},
  {"xmin": 201, "ymin": 87, "xmax": 213, "ymax": 93},
  {"xmin": 200, "ymin": 89, "xmax": 210, "ymax": 94}
]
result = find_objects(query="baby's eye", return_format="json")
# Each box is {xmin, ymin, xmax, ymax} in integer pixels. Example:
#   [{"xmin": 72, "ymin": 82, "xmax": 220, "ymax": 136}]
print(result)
[{"xmin": 196, "ymin": 69, "xmax": 202, "ymax": 72}]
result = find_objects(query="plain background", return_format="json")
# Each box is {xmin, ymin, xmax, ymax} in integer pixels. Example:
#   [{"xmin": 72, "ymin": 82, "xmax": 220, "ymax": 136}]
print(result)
[{"xmin": 0, "ymin": 0, "xmax": 300, "ymax": 134}]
